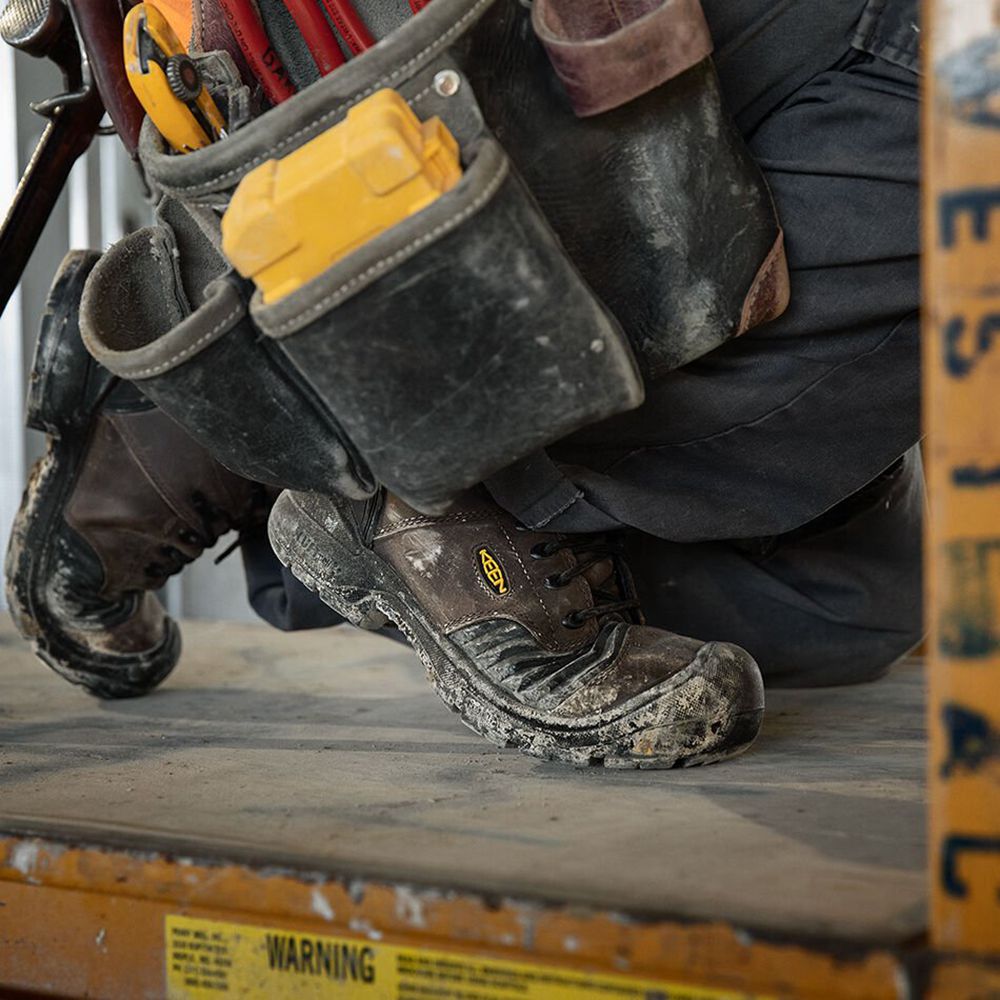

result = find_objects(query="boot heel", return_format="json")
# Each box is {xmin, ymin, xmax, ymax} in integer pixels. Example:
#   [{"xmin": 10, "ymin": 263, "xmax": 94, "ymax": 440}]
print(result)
[{"xmin": 25, "ymin": 250, "xmax": 109, "ymax": 437}]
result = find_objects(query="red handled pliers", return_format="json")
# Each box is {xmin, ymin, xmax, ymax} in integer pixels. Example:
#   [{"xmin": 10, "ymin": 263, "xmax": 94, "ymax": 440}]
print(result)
[
  {"xmin": 220, "ymin": 0, "xmax": 431, "ymax": 105},
  {"xmin": 218, "ymin": 0, "xmax": 297, "ymax": 104}
]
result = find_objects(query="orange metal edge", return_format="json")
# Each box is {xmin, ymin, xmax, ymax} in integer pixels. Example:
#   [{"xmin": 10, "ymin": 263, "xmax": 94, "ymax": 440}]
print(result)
[
  {"xmin": 0, "ymin": 833, "xmax": 908, "ymax": 1000},
  {"xmin": 923, "ymin": 0, "xmax": 1000, "ymax": 958},
  {"xmin": 927, "ymin": 959, "xmax": 1000, "ymax": 999}
]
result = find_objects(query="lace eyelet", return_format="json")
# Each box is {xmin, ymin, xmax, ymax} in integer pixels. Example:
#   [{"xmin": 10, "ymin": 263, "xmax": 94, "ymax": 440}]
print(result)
[
  {"xmin": 545, "ymin": 573, "xmax": 568, "ymax": 589},
  {"xmin": 561, "ymin": 612, "xmax": 586, "ymax": 630},
  {"xmin": 531, "ymin": 542, "xmax": 555, "ymax": 559}
]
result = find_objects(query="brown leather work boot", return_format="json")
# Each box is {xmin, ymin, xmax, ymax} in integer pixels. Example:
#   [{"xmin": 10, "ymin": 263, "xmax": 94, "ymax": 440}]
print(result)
[
  {"xmin": 269, "ymin": 487, "xmax": 765, "ymax": 768},
  {"xmin": 4, "ymin": 251, "xmax": 270, "ymax": 698}
]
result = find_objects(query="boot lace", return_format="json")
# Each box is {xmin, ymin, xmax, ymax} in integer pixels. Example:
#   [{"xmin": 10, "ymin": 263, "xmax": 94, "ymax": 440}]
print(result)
[
  {"xmin": 143, "ymin": 487, "xmax": 268, "ymax": 581},
  {"xmin": 528, "ymin": 534, "xmax": 639, "ymax": 629}
]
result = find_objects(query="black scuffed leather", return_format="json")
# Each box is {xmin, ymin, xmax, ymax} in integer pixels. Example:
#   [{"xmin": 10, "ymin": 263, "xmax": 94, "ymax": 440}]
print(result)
[
  {"xmin": 454, "ymin": 0, "xmax": 783, "ymax": 375},
  {"xmin": 107, "ymin": 0, "xmax": 787, "ymax": 510},
  {"xmin": 138, "ymin": 282, "xmax": 375, "ymax": 497},
  {"xmin": 136, "ymin": 0, "xmax": 786, "ymax": 379},
  {"xmin": 259, "ymin": 143, "xmax": 643, "ymax": 513},
  {"xmin": 80, "ymin": 230, "xmax": 375, "ymax": 500}
]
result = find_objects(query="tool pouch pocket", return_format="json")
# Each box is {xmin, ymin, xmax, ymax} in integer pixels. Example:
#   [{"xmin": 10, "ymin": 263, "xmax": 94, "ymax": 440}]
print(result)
[
  {"xmin": 531, "ymin": 0, "xmax": 714, "ymax": 118},
  {"xmin": 251, "ymin": 139, "xmax": 643, "ymax": 513},
  {"xmin": 136, "ymin": 0, "xmax": 788, "ymax": 380},
  {"xmin": 456, "ymin": 0, "xmax": 790, "ymax": 376},
  {"xmin": 134, "ymin": 0, "xmax": 495, "ymax": 212},
  {"xmin": 79, "ymin": 226, "xmax": 375, "ymax": 498}
]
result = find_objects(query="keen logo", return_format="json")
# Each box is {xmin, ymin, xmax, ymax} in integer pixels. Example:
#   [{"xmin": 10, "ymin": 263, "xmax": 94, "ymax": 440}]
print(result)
[{"xmin": 478, "ymin": 547, "xmax": 508, "ymax": 596}]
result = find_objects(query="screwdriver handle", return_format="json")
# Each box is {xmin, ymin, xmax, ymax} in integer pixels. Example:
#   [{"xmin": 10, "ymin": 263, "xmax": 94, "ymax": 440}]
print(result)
[
  {"xmin": 282, "ymin": 0, "xmax": 344, "ymax": 75},
  {"xmin": 218, "ymin": 0, "xmax": 296, "ymax": 103},
  {"xmin": 318, "ymin": 0, "xmax": 373, "ymax": 55}
]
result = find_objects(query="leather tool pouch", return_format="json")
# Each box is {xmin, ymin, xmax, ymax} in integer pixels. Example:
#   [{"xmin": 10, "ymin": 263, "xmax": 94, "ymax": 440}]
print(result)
[
  {"xmin": 250, "ymin": 138, "xmax": 642, "ymax": 511},
  {"xmin": 455, "ymin": 0, "xmax": 790, "ymax": 376},
  {"xmin": 79, "ymin": 227, "xmax": 375, "ymax": 499},
  {"xmin": 105, "ymin": 0, "xmax": 787, "ymax": 510}
]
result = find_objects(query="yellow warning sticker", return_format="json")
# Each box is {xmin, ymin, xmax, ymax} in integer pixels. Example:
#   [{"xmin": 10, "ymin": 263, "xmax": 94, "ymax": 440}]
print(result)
[{"xmin": 165, "ymin": 915, "xmax": 761, "ymax": 1000}]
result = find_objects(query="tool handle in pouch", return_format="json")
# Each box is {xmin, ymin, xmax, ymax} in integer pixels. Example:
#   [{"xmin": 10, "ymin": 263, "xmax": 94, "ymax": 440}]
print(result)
[
  {"xmin": 221, "ymin": 88, "xmax": 461, "ymax": 303},
  {"xmin": 124, "ymin": 2, "xmax": 227, "ymax": 153}
]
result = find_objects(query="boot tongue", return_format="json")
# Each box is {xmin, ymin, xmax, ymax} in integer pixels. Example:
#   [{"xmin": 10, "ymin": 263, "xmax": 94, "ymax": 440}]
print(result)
[
  {"xmin": 581, "ymin": 556, "xmax": 616, "ymax": 594},
  {"xmin": 568, "ymin": 539, "xmax": 621, "ymax": 609},
  {"xmin": 568, "ymin": 538, "xmax": 632, "ymax": 618}
]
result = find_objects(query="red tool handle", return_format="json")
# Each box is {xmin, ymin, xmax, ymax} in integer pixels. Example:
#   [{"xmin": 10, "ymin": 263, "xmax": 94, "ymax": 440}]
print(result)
[
  {"xmin": 218, "ymin": 0, "xmax": 297, "ymax": 103},
  {"xmin": 317, "ymin": 0, "xmax": 373, "ymax": 54},
  {"xmin": 282, "ymin": 0, "xmax": 345, "ymax": 75},
  {"xmin": 408, "ymin": 0, "xmax": 431, "ymax": 11}
]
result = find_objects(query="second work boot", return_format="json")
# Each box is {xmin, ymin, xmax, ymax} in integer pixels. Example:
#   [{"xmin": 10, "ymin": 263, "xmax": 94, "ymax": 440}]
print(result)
[
  {"xmin": 4, "ymin": 251, "xmax": 270, "ymax": 698},
  {"xmin": 269, "ymin": 488, "xmax": 764, "ymax": 768}
]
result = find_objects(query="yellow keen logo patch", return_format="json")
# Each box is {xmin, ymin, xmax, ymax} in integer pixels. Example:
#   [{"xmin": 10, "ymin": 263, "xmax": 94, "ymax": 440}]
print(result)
[{"xmin": 478, "ymin": 547, "xmax": 508, "ymax": 596}]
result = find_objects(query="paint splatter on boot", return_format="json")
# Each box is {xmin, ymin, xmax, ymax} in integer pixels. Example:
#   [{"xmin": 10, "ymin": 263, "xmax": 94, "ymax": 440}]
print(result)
[{"xmin": 269, "ymin": 487, "xmax": 765, "ymax": 768}]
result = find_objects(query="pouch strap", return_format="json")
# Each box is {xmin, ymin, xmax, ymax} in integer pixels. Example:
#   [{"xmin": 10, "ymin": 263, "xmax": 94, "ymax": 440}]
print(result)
[{"xmin": 532, "ymin": 0, "xmax": 713, "ymax": 118}]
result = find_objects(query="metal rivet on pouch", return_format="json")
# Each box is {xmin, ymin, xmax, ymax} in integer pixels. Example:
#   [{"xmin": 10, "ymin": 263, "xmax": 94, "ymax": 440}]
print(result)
[{"xmin": 433, "ymin": 70, "xmax": 461, "ymax": 97}]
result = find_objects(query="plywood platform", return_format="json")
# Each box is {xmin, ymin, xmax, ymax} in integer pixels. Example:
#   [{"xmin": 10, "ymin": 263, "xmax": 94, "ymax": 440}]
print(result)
[{"xmin": 0, "ymin": 614, "xmax": 927, "ymax": 950}]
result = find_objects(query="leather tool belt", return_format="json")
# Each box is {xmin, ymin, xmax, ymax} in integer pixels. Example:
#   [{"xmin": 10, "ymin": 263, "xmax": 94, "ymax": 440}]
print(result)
[{"xmin": 83, "ymin": 0, "xmax": 789, "ymax": 513}]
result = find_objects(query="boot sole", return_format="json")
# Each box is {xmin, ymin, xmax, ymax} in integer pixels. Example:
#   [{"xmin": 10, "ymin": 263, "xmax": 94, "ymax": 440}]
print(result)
[
  {"xmin": 269, "ymin": 490, "xmax": 764, "ymax": 769},
  {"xmin": 4, "ymin": 252, "xmax": 180, "ymax": 699}
]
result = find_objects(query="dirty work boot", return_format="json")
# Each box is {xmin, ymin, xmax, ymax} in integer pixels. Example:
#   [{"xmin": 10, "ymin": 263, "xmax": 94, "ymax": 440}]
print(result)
[
  {"xmin": 269, "ymin": 488, "xmax": 764, "ymax": 767},
  {"xmin": 4, "ymin": 250, "xmax": 270, "ymax": 699}
]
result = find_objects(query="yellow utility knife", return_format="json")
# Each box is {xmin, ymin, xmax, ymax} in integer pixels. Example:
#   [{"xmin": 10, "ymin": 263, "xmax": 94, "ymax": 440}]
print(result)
[{"xmin": 123, "ymin": 1, "xmax": 226, "ymax": 153}]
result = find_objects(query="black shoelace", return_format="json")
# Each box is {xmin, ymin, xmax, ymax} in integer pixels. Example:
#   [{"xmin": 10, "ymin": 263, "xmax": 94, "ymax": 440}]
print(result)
[
  {"xmin": 143, "ymin": 488, "xmax": 265, "ymax": 581},
  {"xmin": 528, "ymin": 535, "xmax": 640, "ymax": 629}
]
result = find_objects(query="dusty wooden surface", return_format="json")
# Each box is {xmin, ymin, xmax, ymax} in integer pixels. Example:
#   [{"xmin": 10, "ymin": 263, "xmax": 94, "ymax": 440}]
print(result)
[{"xmin": 0, "ymin": 614, "xmax": 927, "ymax": 944}]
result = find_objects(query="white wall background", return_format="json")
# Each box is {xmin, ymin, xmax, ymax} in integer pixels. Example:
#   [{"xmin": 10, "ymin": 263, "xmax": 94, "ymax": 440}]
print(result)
[
  {"xmin": 937, "ymin": 0, "xmax": 997, "ymax": 54},
  {"xmin": 1, "ymin": 50, "xmax": 255, "ymax": 622}
]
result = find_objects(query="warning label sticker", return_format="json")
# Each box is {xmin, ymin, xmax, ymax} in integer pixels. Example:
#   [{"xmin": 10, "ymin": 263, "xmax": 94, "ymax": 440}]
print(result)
[{"xmin": 165, "ymin": 915, "xmax": 763, "ymax": 1000}]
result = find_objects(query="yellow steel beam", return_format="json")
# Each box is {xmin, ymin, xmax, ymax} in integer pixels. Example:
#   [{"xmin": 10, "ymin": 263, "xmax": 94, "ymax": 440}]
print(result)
[
  {"xmin": 924, "ymin": 0, "xmax": 1000, "ymax": 956},
  {"xmin": 0, "ymin": 834, "xmax": 906, "ymax": 1000}
]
